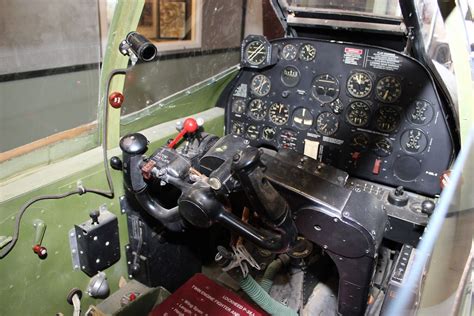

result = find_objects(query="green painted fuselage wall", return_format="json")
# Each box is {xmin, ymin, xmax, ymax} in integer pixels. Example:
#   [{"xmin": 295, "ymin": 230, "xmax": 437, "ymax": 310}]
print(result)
[{"xmin": 0, "ymin": 114, "xmax": 224, "ymax": 315}]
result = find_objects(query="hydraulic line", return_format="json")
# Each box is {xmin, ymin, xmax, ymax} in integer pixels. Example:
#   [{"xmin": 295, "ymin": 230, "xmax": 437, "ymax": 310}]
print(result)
[{"xmin": 0, "ymin": 69, "xmax": 128, "ymax": 259}]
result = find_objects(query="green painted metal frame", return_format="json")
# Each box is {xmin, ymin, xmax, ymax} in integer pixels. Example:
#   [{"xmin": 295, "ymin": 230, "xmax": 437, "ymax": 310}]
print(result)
[{"xmin": 0, "ymin": 116, "xmax": 224, "ymax": 315}]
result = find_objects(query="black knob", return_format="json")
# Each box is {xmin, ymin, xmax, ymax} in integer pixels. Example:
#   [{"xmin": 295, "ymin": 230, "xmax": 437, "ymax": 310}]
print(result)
[
  {"xmin": 119, "ymin": 133, "xmax": 148, "ymax": 155},
  {"xmin": 89, "ymin": 210, "xmax": 100, "ymax": 225},
  {"xmin": 421, "ymin": 200, "xmax": 435, "ymax": 215},
  {"xmin": 110, "ymin": 156, "xmax": 123, "ymax": 170},
  {"xmin": 388, "ymin": 186, "xmax": 409, "ymax": 207}
]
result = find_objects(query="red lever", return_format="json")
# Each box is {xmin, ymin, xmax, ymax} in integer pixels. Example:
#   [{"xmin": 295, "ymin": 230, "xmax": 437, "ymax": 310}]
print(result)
[
  {"xmin": 32, "ymin": 244, "xmax": 48, "ymax": 259},
  {"xmin": 167, "ymin": 118, "xmax": 199, "ymax": 148}
]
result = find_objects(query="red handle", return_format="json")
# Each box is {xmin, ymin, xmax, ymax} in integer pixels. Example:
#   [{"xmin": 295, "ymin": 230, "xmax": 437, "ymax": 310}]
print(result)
[{"xmin": 167, "ymin": 118, "xmax": 199, "ymax": 148}]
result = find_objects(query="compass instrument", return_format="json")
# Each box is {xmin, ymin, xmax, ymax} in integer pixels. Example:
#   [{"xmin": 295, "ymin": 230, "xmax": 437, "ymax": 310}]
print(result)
[{"xmin": 281, "ymin": 66, "xmax": 300, "ymax": 87}]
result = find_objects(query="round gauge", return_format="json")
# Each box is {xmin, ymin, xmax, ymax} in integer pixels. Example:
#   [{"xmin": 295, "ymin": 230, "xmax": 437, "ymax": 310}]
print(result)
[
  {"xmin": 346, "ymin": 101, "xmax": 371, "ymax": 127},
  {"xmin": 269, "ymin": 103, "xmax": 289, "ymax": 125},
  {"xmin": 232, "ymin": 99, "xmax": 246, "ymax": 114},
  {"xmin": 262, "ymin": 126, "xmax": 276, "ymax": 140},
  {"xmin": 281, "ymin": 66, "xmax": 300, "ymax": 87},
  {"xmin": 311, "ymin": 74, "xmax": 340, "ymax": 103},
  {"xmin": 281, "ymin": 44, "xmax": 298, "ymax": 60},
  {"xmin": 375, "ymin": 76, "xmax": 402, "ymax": 103},
  {"xmin": 244, "ymin": 40, "xmax": 268, "ymax": 66},
  {"xmin": 375, "ymin": 106, "xmax": 401, "ymax": 133},
  {"xmin": 329, "ymin": 98, "xmax": 344, "ymax": 114},
  {"xmin": 299, "ymin": 44, "xmax": 316, "ymax": 61},
  {"xmin": 231, "ymin": 122, "xmax": 244, "ymax": 135},
  {"xmin": 316, "ymin": 112, "xmax": 339, "ymax": 136},
  {"xmin": 347, "ymin": 72, "xmax": 373, "ymax": 98},
  {"xmin": 408, "ymin": 100, "xmax": 434, "ymax": 125},
  {"xmin": 279, "ymin": 129, "xmax": 298, "ymax": 150},
  {"xmin": 248, "ymin": 99, "xmax": 266, "ymax": 120},
  {"xmin": 292, "ymin": 107, "xmax": 313, "ymax": 130},
  {"xmin": 246, "ymin": 125, "xmax": 260, "ymax": 140},
  {"xmin": 250, "ymin": 74, "xmax": 271, "ymax": 97},
  {"xmin": 350, "ymin": 133, "xmax": 369, "ymax": 150},
  {"xmin": 401, "ymin": 129, "xmax": 428, "ymax": 154},
  {"xmin": 372, "ymin": 137, "xmax": 393, "ymax": 157}
]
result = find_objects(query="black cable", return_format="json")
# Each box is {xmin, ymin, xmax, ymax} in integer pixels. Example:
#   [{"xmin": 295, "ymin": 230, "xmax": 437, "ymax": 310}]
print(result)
[
  {"xmin": 0, "ymin": 68, "xmax": 129, "ymax": 259},
  {"xmin": 0, "ymin": 190, "xmax": 82, "ymax": 258}
]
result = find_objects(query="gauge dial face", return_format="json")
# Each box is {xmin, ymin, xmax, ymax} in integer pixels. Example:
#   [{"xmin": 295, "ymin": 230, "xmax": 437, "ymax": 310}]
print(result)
[
  {"xmin": 347, "ymin": 72, "xmax": 373, "ymax": 98},
  {"xmin": 292, "ymin": 107, "xmax": 313, "ymax": 130},
  {"xmin": 350, "ymin": 133, "xmax": 369, "ymax": 150},
  {"xmin": 375, "ymin": 76, "xmax": 402, "ymax": 103},
  {"xmin": 269, "ymin": 103, "xmax": 289, "ymax": 125},
  {"xmin": 231, "ymin": 122, "xmax": 244, "ymax": 135},
  {"xmin": 408, "ymin": 100, "xmax": 434, "ymax": 125},
  {"xmin": 281, "ymin": 66, "xmax": 300, "ymax": 87},
  {"xmin": 281, "ymin": 44, "xmax": 297, "ymax": 60},
  {"xmin": 248, "ymin": 99, "xmax": 266, "ymax": 120},
  {"xmin": 246, "ymin": 125, "xmax": 260, "ymax": 140},
  {"xmin": 375, "ymin": 106, "xmax": 400, "ymax": 133},
  {"xmin": 372, "ymin": 137, "xmax": 393, "ymax": 157},
  {"xmin": 250, "ymin": 74, "xmax": 271, "ymax": 97},
  {"xmin": 245, "ymin": 40, "xmax": 268, "ymax": 66},
  {"xmin": 232, "ymin": 99, "xmax": 246, "ymax": 114},
  {"xmin": 346, "ymin": 101, "xmax": 370, "ymax": 127},
  {"xmin": 262, "ymin": 126, "xmax": 276, "ymax": 140},
  {"xmin": 329, "ymin": 98, "xmax": 344, "ymax": 114},
  {"xmin": 299, "ymin": 44, "xmax": 316, "ymax": 61},
  {"xmin": 312, "ymin": 74, "xmax": 340, "ymax": 103},
  {"xmin": 279, "ymin": 129, "xmax": 298, "ymax": 150},
  {"xmin": 316, "ymin": 112, "xmax": 339, "ymax": 136},
  {"xmin": 401, "ymin": 129, "xmax": 428, "ymax": 153}
]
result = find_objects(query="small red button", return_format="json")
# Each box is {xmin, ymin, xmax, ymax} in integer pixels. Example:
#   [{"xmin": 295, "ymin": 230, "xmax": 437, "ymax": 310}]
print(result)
[
  {"xmin": 109, "ymin": 92, "xmax": 124, "ymax": 108},
  {"xmin": 372, "ymin": 159, "xmax": 381, "ymax": 175}
]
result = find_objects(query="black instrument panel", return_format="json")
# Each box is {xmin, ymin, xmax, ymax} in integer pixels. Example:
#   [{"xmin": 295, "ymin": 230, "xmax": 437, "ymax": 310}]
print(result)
[{"xmin": 223, "ymin": 37, "xmax": 454, "ymax": 196}]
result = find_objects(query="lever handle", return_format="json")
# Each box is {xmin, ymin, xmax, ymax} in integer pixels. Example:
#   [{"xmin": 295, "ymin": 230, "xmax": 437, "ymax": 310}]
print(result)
[{"xmin": 167, "ymin": 118, "xmax": 199, "ymax": 149}]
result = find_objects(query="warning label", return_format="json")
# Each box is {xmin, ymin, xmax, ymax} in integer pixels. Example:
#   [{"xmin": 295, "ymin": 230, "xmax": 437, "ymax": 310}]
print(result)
[
  {"xmin": 151, "ymin": 274, "xmax": 268, "ymax": 316},
  {"xmin": 366, "ymin": 51, "xmax": 401, "ymax": 71},
  {"xmin": 343, "ymin": 47, "xmax": 364, "ymax": 66}
]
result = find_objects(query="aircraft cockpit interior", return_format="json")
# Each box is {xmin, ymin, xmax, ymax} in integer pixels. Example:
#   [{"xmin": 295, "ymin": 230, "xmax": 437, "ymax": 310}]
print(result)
[{"xmin": 0, "ymin": 1, "xmax": 473, "ymax": 315}]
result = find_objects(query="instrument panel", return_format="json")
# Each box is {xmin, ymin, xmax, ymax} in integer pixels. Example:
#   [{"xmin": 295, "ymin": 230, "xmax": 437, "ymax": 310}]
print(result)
[{"xmin": 223, "ymin": 36, "xmax": 454, "ymax": 196}]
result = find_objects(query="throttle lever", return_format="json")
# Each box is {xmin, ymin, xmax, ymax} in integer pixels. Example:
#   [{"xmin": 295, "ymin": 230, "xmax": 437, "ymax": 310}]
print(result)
[{"xmin": 168, "ymin": 118, "xmax": 199, "ymax": 149}]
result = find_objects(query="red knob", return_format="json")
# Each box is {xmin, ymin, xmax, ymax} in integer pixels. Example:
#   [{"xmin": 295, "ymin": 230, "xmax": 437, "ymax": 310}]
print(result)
[
  {"xmin": 33, "ymin": 244, "xmax": 47, "ymax": 259},
  {"xmin": 182, "ymin": 118, "xmax": 198, "ymax": 133},
  {"xmin": 109, "ymin": 92, "xmax": 124, "ymax": 108},
  {"xmin": 167, "ymin": 118, "xmax": 199, "ymax": 149}
]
